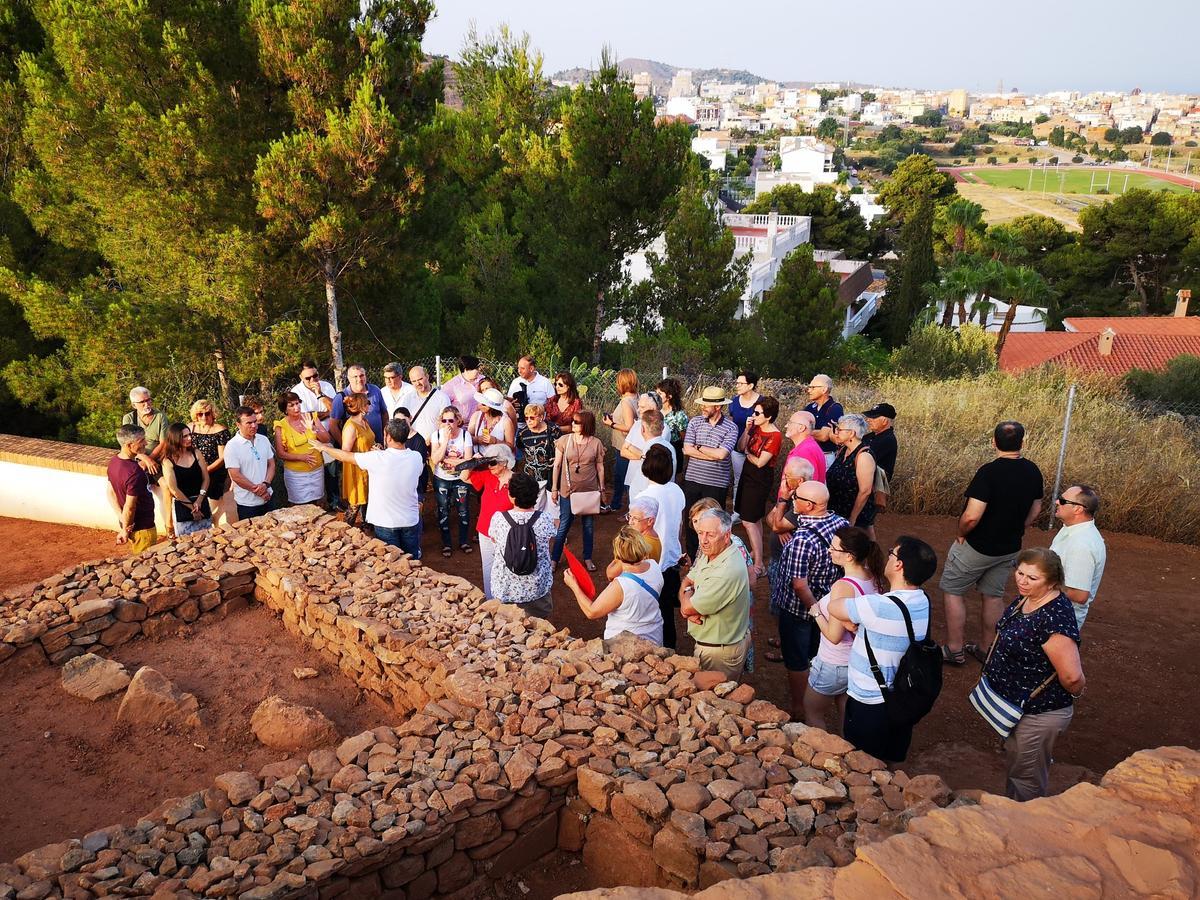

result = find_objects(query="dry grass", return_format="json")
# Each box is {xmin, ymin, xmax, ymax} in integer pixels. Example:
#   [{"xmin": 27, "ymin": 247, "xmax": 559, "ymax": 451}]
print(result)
[{"xmin": 954, "ymin": 182, "xmax": 1083, "ymax": 230}]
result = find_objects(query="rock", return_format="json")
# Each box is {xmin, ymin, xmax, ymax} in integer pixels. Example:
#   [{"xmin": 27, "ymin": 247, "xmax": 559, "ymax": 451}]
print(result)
[
  {"xmin": 60, "ymin": 653, "xmax": 130, "ymax": 701},
  {"xmin": 292, "ymin": 667, "xmax": 318, "ymax": 680},
  {"xmin": 504, "ymin": 748, "xmax": 538, "ymax": 792},
  {"xmin": 578, "ymin": 767, "xmax": 618, "ymax": 814},
  {"xmin": 666, "ymin": 781, "xmax": 712, "ymax": 814},
  {"xmin": 693, "ymin": 671, "xmax": 727, "ymax": 691},
  {"xmin": 791, "ymin": 781, "xmax": 846, "ymax": 802},
  {"xmin": 623, "ymin": 781, "xmax": 669, "ymax": 822},
  {"xmin": 336, "ymin": 731, "xmax": 376, "ymax": 766},
  {"xmin": 249, "ymin": 695, "xmax": 338, "ymax": 752},
  {"xmin": 215, "ymin": 771, "xmax": 260, "ymax": 805},
  {"xmin": 652, "ymin": 825, "xmax": 701, "ymax": 885},
  {"xmin": 707, "ymin": 779, "xmax": 744, "ymax": 802},
  {"xmin": 69, "ymin": 598, "xmax": 117, "ymax": 623},
  {"xmin": 728, "ymin": 762, "xmax": 767, "ymax": 790},
  {"xmin": 903, "ymin": 773, "xmax": 952, "ymax": 808},
  {"xmin": 604, "ymin": 631, "xmax": 661, "ymax": 664},
  {"xmin": 745, "ymin": 699, "xmax": 789, "ymax": 724},
  {"xmin": 116, "ymin": 666, "xmax": 201, "ymax": 729}
]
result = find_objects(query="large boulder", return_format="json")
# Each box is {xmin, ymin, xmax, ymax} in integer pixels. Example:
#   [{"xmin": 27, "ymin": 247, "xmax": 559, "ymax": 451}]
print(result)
[
  {"xmin": 250, "ymin": 695, "xmax": 339, "ymax": 752},
  {"xmin": 61, "ymin": 653, "xmax": 131, "ymax": 701},
  {"xmin": 116, "ymin": 666, "xmax": 201, "ymax": 729}
]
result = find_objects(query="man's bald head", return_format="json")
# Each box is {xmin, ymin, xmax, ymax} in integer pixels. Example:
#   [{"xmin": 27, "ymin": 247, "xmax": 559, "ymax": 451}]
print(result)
[
  {"xmin": 792, "ymin": 480, "xmax": 829, "ymax": 513},
  {"xmin": 786, "ymin": 410, "xmax": 815, "ymax": 439}
]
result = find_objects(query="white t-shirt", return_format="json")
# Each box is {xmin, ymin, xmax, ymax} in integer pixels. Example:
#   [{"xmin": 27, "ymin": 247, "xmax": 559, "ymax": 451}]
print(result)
[
  {"xmin": 224, "ymin": 433, "xmax": 275, "ymax": 507},
  {"xmin": 638, "ymin": 480, "xmax": 685, "ymax": 569},
  {"xmin": 407, "ymin": 388, "xmax": 451, "ymax": 443},
  {"xmin": 292, "ymin": 379, "xmax": 336, "ymax": 415},
  {"xmin": 623, "ymin": 423, "xmax": 675, "ymax": 497},
  {"xmin": 381, "ymin": 382, "xmax": 416, "ymax": 421},
  {"xmin": 1049, "ymin": 519, "xmax": 1107, "ymax": 629},
  {"xmin": 355, "ymin": 447, "xmax": 423, "ymax": 528},
  {"xmin": 845, "ymin": 589, "xmax": 930, "ymax": 705},
  {"xmin": 607, "ymin": 561, "xmax": 666, "ymax": 645},
  {"xmin": 508, "ymin": 372, "xmax": 554, "ymax": 408}
]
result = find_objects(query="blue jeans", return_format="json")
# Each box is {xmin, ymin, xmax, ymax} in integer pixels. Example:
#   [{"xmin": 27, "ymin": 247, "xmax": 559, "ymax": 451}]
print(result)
[
  {"xmin": 552, "ymin": 495, "xmax": 594, "ymax": 562},
  {"xmin": 374, "ymin": 524, "xmax": 422, "ymax": 559},
  {"xmin": 237, "ymin": 501, "xmax": 272, "ymax": 521},
  {"xmin": 610, "ymin": 453, "xmax": 630, "ymax": 510},
  {"xmin": 434, "ymin": 476, "xmax": 471, "ymax": 548},
  {"xmin": 175, "ymin": 518, "xmax": 212, "ymax": 536}
]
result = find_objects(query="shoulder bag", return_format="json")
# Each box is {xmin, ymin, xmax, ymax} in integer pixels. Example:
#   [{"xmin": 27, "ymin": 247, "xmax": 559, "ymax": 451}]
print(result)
[
  {"xmin": 968, "ymin": 600, "xmax": 1059, "ymax": 739},
  {"xmin": 565, "ymin": 438, "xmax": 601, "ymax": 516},
  {"xmin": 872, "ymin": 465, "xmax": 891, "ymax": 511}
]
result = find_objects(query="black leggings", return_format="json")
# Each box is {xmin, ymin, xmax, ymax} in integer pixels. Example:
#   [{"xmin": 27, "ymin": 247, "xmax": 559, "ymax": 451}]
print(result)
[
  {"xmin": 659, "ymin": 564, "xmax": 682, "ymax": 650},
  {"xmin": 682, "ymin": 480, "xmax": 729, "ymax": 559}
]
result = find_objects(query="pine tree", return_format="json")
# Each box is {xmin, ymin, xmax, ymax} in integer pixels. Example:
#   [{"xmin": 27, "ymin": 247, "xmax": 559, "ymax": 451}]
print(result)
[
  {"xmin": 883, "ymin": 200, "xmax": 937, "ymax": 348},
  {"xmin": 747, "ymin": 245, "xmax": 842, "ymax": 376}
]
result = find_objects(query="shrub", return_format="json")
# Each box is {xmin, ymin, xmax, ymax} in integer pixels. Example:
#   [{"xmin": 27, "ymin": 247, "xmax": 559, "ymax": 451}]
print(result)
[
  {"xmin": 986, "ymin": 156, "xmax": 998, "ymax": 165},
  {"xmin": 967, "ymin": 156, "xmax": 976, "ymax": 163},
  {"xmin": 891, "ymin": 323, "xmax": 996, "ymax": 379},
  {"xmin": 1072, "ymin": 154, "xmax": 1084, "ymax": 163},
  {"xmin": 1126, "ymin": 354, "xmax": 1200, "ymax": 415},
  {"xmin": 825, "ymin": 334, "xmax": 891, "ymax": 380},
  {"xmin": 1028, "ymin": 156, "xmax": 1037, "ymax": 164},
  {"xmin": 1008, "ymin": 155, "xmax": 1019, "ymax": 163}
]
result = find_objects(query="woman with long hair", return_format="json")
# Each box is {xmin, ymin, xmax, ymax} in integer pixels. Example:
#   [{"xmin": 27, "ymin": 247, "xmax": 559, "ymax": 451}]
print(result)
[
  {"xmin": 273, "ymin": 391, "xmax": 330, "ymax": 506},
  {"xmin": 544, "ymin": 371, "xmax": 583, "ymax": 430},
  {"xmin": 161, "ymin": 423, "xmax": 213, "ymax": 536},
  {"xmin": 806, "ymin": 526, "xmax": 886, "ymax": 731},
  {"xmin": 602, "ymin": 368, "xmax": 639, "ymax": 513},
  {"xmin": 551, "ymin": 410, "xmax": 605, "ymax": 572},
  {"xmin": 656, "ymin": 377, "xmax": 688, "ymax": 472},
  {"xmin": 430, "ymin": 405, "xmax": 474, "ymax": 558},
  {"xmin": 340, "ymin": 393, "xmax": 375, "ymax": 525},
  {"xmin": 734, "ymin": 395, "xmax": 782, "ymax": 576}
]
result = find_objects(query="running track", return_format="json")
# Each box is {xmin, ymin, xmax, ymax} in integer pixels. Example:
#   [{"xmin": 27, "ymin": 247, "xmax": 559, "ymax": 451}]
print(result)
[{"xmin": 942, "ymin": 164, "xmax": 1200, "ymax": 189}]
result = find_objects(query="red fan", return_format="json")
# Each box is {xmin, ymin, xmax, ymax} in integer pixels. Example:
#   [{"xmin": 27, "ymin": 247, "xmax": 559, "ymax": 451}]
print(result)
[{"xmin": 563, "ymin": 548, "xmax": 596, "ymax": 599}]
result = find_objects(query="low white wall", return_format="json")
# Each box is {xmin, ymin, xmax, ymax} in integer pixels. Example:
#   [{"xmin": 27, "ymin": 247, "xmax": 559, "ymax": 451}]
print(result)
[{"xmin": 0, "ymin": 459, "xmax": 169, "ymax": 533}]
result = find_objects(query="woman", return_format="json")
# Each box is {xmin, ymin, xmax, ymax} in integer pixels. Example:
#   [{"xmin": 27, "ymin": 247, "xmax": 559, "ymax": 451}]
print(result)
[
  {"xmin": 806, "ymin": 526, "xmax": 885, "ymax": 731},
  {"xmin": 340, "ymin": 393, "xmax": 375, "ymax": 525},
  {"xmin": 656, "ymin": 377, "xmax": 688, "ymax": 472},
  {"xmin": 639, "ymin": 445, "xmax": 686, "ymax": 650},
  {"xmin": 461, "ymin": 444, "xmax": 516, "ymax": 599},
  {"xmin": 827, "ymin": 414, "xmax": 877, "ymax": 531},
  {"xmin": 564, "ymin": 526, "xmax": 665, "ymax": 645},
  {"xmin": 431, "ymin": 405, "xmax": 474, "ymax": 558},
  {"xmin": 979, "ymin": 547, "xmax": 1084, "ymax": 802},
  {"xmin": 190, "ymin": 399, "xmax": 234, "ymax": 526},
  {"xmin": 544, "ymin": 371, "xmax": 583, "ymax": 430},
  {"xmin": 469, "ymin": 387, "xmax": 515, "ymax": 452},
  {"xmin": 161, "ymin": 423, "xmax": 212, "ymax": 536},
  {"xmin": 517, "ymin": 403, "xmax": 560, "ymax": 487},
  {"xmin": 273, "ymin": 391, "xmax": 330, "ymax": 506},
  {"xmin": 734, "ymin": 396, "xmax": 783, "ymax": 576},
  {"xmin": 551, "ymin": 410, "xmax": 605, "ymax": 572},
  {"xmin": 469, "ymin": 377, "xmax": 518, "ymax": 438},
  {"xmin": 602, "ymin": 368, "xmax": 639, "ymax": 513},
  {"xmin": 621, "ymin": 393, "xmax": 668, "ymax": 498}
]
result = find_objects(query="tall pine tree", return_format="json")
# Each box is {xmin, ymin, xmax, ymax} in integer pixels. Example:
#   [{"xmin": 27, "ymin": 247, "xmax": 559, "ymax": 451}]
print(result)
[
  {"xmin": 882, "ymin": 199, "xmax": 937, "ymax": 348},
  {"xmin": 744, "ymin": 245, "xmax": 842, "ymax": 376}
]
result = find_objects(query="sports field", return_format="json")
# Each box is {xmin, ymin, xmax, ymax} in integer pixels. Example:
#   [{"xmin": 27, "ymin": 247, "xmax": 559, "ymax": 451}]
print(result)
[{"xmin": 962, "ymin": 167, "xmax": 1193, "ymax": 194}]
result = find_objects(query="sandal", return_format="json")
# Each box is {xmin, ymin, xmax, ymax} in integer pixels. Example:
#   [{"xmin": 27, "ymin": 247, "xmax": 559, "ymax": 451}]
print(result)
[
  {"xmin": 460, "ymin": 544, "xmax": 473, "ymax": 555},
  {"xmin": 441, "ymin": 547, "xmax": 452, "ymax": 558},
  {"xmin": 767, "ymin": 637, "xmax": 781, "ymax": 649},
  {"xmin": 941, "ymin": 644, "xmax": 967, "ymax": 666},
  {"xmin": 584, "ymin": 560, "xmax": 597, "ymax": 572},
  {"xmin": 764, "ymin": 650, "xmax": 784, "ymax": 663},
  {"xmin": 964, "ymin": 642, "xmax": 987, "ymax": 665}
]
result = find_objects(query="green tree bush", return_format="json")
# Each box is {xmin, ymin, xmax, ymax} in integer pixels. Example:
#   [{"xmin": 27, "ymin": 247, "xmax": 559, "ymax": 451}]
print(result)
[
  {"xmin": 1126, "ymin": 354, "xmax": 1200, "ymax": 414},
  {"xmin": 891, "ymin": 323, "xmax": 996, "ymax": 378}
]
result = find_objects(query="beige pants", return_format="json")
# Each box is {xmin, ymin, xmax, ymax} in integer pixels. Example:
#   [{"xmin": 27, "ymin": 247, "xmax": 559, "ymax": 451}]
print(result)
[
  {"xmin": 693, "ymin": 632, "xmax": 751, "ymax": 681},
  {"xmin": 210, "ymin": 491, "xmax": 239, "ymax": 528}
]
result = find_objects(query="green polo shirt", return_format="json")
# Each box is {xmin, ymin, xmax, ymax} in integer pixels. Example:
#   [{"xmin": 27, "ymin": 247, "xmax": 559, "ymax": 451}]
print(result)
[
  {"xmin": 122, "ymin": 410, "xmax": 168, "ymax": 451},
  {"xmin": 688, "ymin": 542, "xmax": 750, "ymax": 645}
]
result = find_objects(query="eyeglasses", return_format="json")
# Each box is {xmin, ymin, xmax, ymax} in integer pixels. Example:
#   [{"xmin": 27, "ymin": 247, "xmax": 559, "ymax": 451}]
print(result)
[
  {"xmin": 1056, "ymin": 495, "xmax": 1086, "ymax": 508},
  {"xmin": 792, "ymin": 495, "xmax": 816, "ymax": 506},
  {"xmin": 135, "ymin": 397, "xmax": 153, "ymax": 404},
  {"xmin": 198, "ymin": 410, "xmax": 214, "ymax": 417},
  {"xmin": 440, "ymin": 418, "xmax": 457, "ymax": 424},
  {"xmin": 806, "ymin": 385, "xmax": 823, "ymax": 390},
  {"xmin": 571, "ymin": 420, "xmax": 582, "ymax": 426},
  {"xmin": 555, "ymin": 381, "xmax": 566, "ymax": 386},
  {"xmin": 887, "ymin": 549, "xmax": 898, "ymax": 559}
]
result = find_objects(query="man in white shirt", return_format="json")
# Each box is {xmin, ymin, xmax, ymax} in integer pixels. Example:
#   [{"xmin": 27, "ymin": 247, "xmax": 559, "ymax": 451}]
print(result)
[
  {"xmin": 405, "ymin": 365, "xmax": 450, "ymax": 444},
  {"xmin": 507, "ymin": 355, "xmax": 554, "ymax": 408},
  {"xmin": 1049, "ymin": 484, "xmax": 1107, "ymax": 630},
  {"xmin": 224, "ymin": 405, "xmax": 276, "ymax": 521},
  {"xmin": 292, "ymin": 361, "xmax": 336, "ymax": 420},
  {"xmin": 321, "ymin": 418, "xmax": 424, "ymax": 558},
  {"xmin": 380, "ymin": 362, "xmax": 415, "ymax": 420},
  {"xmin": 624, "ymin": 407, "xmax": 675, "ymax": 498}
]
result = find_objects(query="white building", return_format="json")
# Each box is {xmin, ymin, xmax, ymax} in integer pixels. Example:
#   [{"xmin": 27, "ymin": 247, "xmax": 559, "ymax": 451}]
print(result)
[
  {"xmin": 691, "ymin": 133, "xmax": 731, "ymax": 171},
  {"xmin": 753, "ymin": 136, "xmax": 838, "ymax": 196},
  {"xmin": 669, "ymin": 70, "xmax": 695, "ymax": 100},
  {"xmin": 848, "ymin": 191, "xmax": 886, "ymax": 224},
  {"xmin": 726, "ymin": 212, "xmax": 813, "ymax": 315}
]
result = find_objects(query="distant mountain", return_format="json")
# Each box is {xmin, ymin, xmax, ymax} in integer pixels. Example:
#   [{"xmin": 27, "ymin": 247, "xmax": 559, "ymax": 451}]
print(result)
[{"xmin": 551, "ymin": 57, "xmax": 768, "ymax": 90}]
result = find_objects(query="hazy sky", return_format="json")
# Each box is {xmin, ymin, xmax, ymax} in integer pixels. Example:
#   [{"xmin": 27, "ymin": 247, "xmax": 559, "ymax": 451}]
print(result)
[{"xmin": 424, "ymin": 0, "xmax": 1197, "ymax": 94}]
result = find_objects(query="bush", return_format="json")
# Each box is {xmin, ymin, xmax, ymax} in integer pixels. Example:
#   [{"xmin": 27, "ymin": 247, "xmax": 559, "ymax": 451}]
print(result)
[
  {"xmin": 1126, "ymin": 354, "xmax": 1200, "ymax": 415},
  {"xmin": 986, "ymin": 156, "xmax": 998, "ymax": 165},
  {"xmin": 1071, "ymin": 154, "xmax": 1084, "ymax": 163},
  {"xmin": 967, "ymin": 156, "xmax": 976, "ymax": 163},
  {"xmin": 825, "ymin": 334, "xmax": 890, "ymax": 380},
  {"xmin": 891, "ymin": 323, "xmax": 996, "ymax": 379},
  {"xmin": 1028, "ymin": 156, "xmax": 1037, "ymax": 164},
  {"xmin": 1008, "ymin": 155, "xmax": 1018, "ymax": 163}
]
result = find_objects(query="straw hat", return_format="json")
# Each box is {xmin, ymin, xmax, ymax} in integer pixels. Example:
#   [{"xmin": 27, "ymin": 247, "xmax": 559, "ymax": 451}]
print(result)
[
  {"xmin": 473, "ymin": 387, "xmax": 507, "ymax": 412},
  {"xmin": 694, "ymin": 386, "xmax": 732, "ymax": 406}
]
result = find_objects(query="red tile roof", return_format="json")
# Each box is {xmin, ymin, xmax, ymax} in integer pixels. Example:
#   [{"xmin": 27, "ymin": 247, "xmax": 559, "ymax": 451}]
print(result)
[
  {"xmin": 1063, "ymin": 316, "xmax": 1200, "ymax": 335},
  {"xmin": 1000, "ymin": 331, "xmax": 1200, "ymax": 376}
]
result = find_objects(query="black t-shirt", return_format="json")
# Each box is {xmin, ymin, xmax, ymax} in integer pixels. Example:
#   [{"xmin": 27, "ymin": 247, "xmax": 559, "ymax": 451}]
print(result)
[
  {"xmin": 964, "ymin": 457, "xmax": 1044, "ymax": 556},
  {"xmin": 864, "ymin": 428, "xmax": 898, "ymax": 480},
  {"xmin": 804, "ymin": 398, "xmax": 844, "ymax": 453}
]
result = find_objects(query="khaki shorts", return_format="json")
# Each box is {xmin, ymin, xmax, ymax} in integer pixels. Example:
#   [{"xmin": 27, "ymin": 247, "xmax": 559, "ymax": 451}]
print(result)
[
  {"xmin": 129, "ymin": 527, "xmax": 160, "ymax": 555},
  {"xmin": 693, "ymin": 632, "xmax": 751, "ymax": 681},
  {"xmin": 939, "ymin": 540, "xmax": 1016, "ymax": 598}
]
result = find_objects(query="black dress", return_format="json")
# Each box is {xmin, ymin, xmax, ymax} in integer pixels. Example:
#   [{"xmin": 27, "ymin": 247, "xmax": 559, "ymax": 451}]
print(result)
[
  {"xmin": 191, "ymin": 428, "xmax": 229, "ymax": 499},
  {"xmin": 170, "ymin": 454, "xmax": 212, "ymax": 522},
  {"xmin": 827, "ymin": 443, "xmax": 876, "ymax": 527}
]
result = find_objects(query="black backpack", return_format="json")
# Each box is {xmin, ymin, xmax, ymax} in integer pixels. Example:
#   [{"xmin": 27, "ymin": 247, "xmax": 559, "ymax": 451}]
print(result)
[
  {"xmin": 862, "ymin": 595, "xmax": 943, "ymax": 728},
  {"xmin": 500, "ymin": 510, "xmax": 541, "ymax": 576}
]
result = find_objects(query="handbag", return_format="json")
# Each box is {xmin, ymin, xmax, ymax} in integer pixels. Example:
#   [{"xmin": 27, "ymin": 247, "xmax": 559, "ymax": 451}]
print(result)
[
  {"xmin": 968, "ymin": 600, "xmax": 1059, "ymax": 739},
  {"xmin": 872, "ymin": 464, "xmax": 891, "ymax": 511},
  {"xmin": 564, "ymin": 439, "xmax": 601, "ymax": 516}
]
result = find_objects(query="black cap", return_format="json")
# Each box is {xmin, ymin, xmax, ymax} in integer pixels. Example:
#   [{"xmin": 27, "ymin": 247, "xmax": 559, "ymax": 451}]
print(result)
[{"xmin": 863, "ymin": 402, "xmax": 896, "ymax": 419}]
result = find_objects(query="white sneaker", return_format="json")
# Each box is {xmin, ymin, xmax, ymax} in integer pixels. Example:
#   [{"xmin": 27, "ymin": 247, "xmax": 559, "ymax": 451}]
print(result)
[{"xmin": 731, "ymin": 512, "xmax": 742, "ymax": 525}]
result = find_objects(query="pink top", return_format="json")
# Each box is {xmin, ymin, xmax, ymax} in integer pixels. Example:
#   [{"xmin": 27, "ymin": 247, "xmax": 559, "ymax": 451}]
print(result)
[
  {"xmin": 817, "ymin": 576, "xmax": 868, "ymax": 666},
  {"xmin": 782, "ymin": 436, "xmax": 827, "ymax": 494},
  {"xmin": 443, "ymin": 373, "xmax": 483, "ymax": 423}
]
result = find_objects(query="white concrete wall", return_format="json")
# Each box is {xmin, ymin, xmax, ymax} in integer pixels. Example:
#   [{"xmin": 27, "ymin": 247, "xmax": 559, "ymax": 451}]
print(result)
[{"xmin": 0, "ymin": 459, "xmax": 169, "ymax": 533}]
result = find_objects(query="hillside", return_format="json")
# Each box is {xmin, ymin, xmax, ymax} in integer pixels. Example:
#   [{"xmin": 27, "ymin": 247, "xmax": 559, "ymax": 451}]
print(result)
[{"xmin": 551, "ymin": 57, "xmax": 767, "ymax": 89}]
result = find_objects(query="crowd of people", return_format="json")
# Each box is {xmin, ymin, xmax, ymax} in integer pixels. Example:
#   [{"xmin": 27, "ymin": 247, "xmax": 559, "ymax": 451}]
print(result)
[{"xmin": 105, "ymin": 358, "xmax": 1108, "ymax": 801}]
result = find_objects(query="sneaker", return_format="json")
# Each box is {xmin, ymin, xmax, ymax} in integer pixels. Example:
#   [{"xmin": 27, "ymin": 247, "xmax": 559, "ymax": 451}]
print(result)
[
  {"xmin": 731, "ymin": 512, "xmax": 742, "ymax": 525},
  {"xmin": 599, "ymin": 504, "xmax": 613, "ymax": 514}
]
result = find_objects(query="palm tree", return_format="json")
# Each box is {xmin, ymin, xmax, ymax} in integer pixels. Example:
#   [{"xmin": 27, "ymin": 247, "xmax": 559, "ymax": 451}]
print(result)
[
  {"xmin": 944, "ymin": 198, "xmax": 984, "ymax": 259},
  {"xmin": 995, "ymin": 266, "xmax": 1054, "ymax": 359},
  {"xmin": 934, "ymin": 263, "xmax": 980, "ymax": 327},
  {"xmin": 982, "ymin": 224, "xmax": 1024, "ymax": 263},
  {"xmin": 971, "ymin": 258, "xmax": 1010, "ymax": 326}
]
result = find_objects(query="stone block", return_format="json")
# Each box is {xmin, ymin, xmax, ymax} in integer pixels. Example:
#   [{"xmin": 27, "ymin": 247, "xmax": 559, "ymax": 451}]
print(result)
[
  {"xmin": 99, "ymin": 620, "xmax": 141, "ymax": 647},
  {"xmin": 583, "ymin": 815, "xmax": 658, "ymax": 889},
  {"xmin": 489, "ymin": 813, "xmax": 558, "ymax": 878},
  {"xmin": 70, "ymin": 598, "xmax": 117, "ymax": 623},
  {"xmin": 435, "ymin": 852, "xmax": 472, "ymax": 894},
  {"xmin": 60, "ymin": 653, "xmax": 130, "ymax": 701}
]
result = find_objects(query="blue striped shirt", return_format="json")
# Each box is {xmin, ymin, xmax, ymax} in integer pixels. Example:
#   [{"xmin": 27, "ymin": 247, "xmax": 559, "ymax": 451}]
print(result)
[
  {"xmin": 682, "ymin": 414, "xmax": 739, "ymax": 488},
  {"xmin": 845, "ymin": 590, "xmax": 931, "ymax": 705}
]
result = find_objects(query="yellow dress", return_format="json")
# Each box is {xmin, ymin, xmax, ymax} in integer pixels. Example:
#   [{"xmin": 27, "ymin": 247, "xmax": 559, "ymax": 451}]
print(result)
[
  {"xmin": 274, "ymin": 417, "xmax": 322, "ymax": 473},
  {"xmin": 340, "ymin": 420, "xmax": 375, "ymax": 506}
]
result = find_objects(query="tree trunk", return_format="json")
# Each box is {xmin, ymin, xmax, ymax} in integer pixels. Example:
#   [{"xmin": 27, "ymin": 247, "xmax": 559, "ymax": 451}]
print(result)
[
  {"xmin": 590, "ymin": 288, "xmax": 605, "ymax": 366},
  {"xmin": 1129, "ymin": 263, "xmax": 1148, "ymax": 315},
  {"xmin": 956, "ymin": 298, "xmax": 968, "ymax": 325},
  {"xmin": 940, "ymin": 297, "xmax": 956, "ymax": 327},
  {"xmin": 324, "ymin": 256, "xmax": 345, "ymax": 390},
  {"xmin": 994, "ymin": 303, "xmax": 1019, "ymax": 359},
  {"xmin": 212, "ymin": 342, "xmax": 236, "ymax": 412}
]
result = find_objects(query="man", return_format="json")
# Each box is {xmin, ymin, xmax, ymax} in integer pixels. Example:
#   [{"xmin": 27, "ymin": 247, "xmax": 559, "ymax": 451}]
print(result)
[
  {"xmin": 121, "ymin": 387, "xmax": 168, "ymax": 477},
  {"xmin": 680, "ymin": 508, "xmax": 751, "ymax": 680},
  {"xmin": 380, "ymin": 363, "xmax": 415, "ymax": 421},
  {"xmin": 623, "ymin": 408, "xmax": 674, "ymax": 498},
  {"xmin": 405, "ymin": 366, "xmax": 450, "ymax": 445},
  {"xmin": 392, "ymin": 406, "xmax": 431, "ymax": 497},
  {"xmin": 330, "ymin": 364, "xmax": 387, "ymax": 445},
  {"xmin": 107, "ymin": 424, "xmax": 159, "ymax": 553},
  {"xmin": 803, "ymin": 374, "xmax": 844, "ymax": 466},
  {"xmin": 1049, "ymin": 484, "xmax": 1107, "ymax": 630},
  {"xmin": 322, "ymin": 418, "xmax": 424, "ymax": 559},
  {"xmin": 782, "ymin": 410, "xmax": 826, "ymax": 486},
  {"xmin": 224, "ymin": 405, "xmax": 276, "ymax": 521},
  {"xmin": 827, "ymin": 535, "xmax": 938, "ymax": 763},
  {"xmin": 940, "ymin": 421, "xmax": 1044, "ymax": 664},
  {"xmin": 765, "ymin": 456, "xmax": 817, "ymax": 570},
  {"xmin": 607, "ymin": 496, "xmax": 661, "ymax": 579},
  {"xmin": 292, "ymin": 361, "xmax": 336, "ymax": 421},
  {"xmin": 442, "ymin": 355, "xmax": 484, "ymax": 423},
  {"xmin": 771, "ymin": 482, "xmax": 849, "ymax": 720},
  {"xmin": 507, "ymin": 355, "xmax": 554, "ymax": 408},
  {"xmin": 728, "ymin": 370, "xmax": 761, "ymax": 516},
  {"xmin": 487, "ymin": 472, "xmax": 557, "ymax": 618},
  {"xmin": 681, "ymin": 386, "xmax": 739, "ymax": 559},
  {"xmin": 862, "ymin": 403, "xmax": 898, "ymax": 481}
]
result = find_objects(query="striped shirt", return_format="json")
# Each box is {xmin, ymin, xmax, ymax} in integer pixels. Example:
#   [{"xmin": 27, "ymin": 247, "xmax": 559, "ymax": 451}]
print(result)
[
  {"xmin": 682, "ymin": 414, "xmax": 739, "ymax": 488},
  {"xmin": 845, "ymin": 590, "xmax": 931, "ymax": 705}
]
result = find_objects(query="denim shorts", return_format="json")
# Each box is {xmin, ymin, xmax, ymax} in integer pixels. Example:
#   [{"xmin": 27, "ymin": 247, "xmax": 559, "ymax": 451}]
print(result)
[{"xmin": 808, "ymin": 655, "xmax": 849, "ymax": 697}]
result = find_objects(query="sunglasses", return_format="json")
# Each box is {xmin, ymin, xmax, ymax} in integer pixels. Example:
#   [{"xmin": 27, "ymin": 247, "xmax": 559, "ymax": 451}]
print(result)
[
  {"xmin": 1056, "ymin": 495, "xmax": 1085, "ymax": 507},
  {"xmin": 302, "ymin": 374, "xmax": 319, "ymax": 381},
  {"xmin": 441, "ymin": 418, "xmax": 457, "ymax": 424},
  {"xmin": 572, "ymin": 420, "xmax": 582, "ymax": 425}
]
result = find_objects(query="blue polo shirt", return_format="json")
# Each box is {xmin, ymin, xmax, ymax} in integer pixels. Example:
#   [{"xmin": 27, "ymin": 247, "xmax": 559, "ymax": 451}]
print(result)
[
  {"xmin": 331, "ymin": 384, "xmax": 387, "ymax": 444},
  {"xmin": 804, "ymin": 398, "xmax": 844, "ymax": 453}
]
